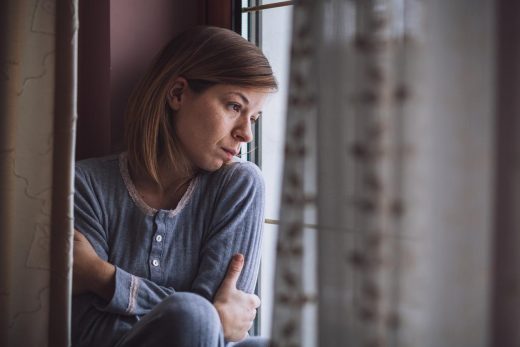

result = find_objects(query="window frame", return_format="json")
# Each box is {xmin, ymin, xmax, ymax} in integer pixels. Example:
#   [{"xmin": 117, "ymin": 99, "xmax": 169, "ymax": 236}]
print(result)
[{"xmin": 233, "ymin": 0, "xmax": 294, "ymax": 337}]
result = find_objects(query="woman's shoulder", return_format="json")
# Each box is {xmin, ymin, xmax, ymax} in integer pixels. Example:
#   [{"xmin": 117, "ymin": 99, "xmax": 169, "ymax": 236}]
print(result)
[
  {"xmin": 196, "ymin": 160, "xmax": 265, "ymax": 201},
  {"xmin": 75, "ymin": 153, "xmax": 121, "ymax": 185},
  {"xmin": 210, "ymin": 160, "xmax": 264, "ymax": 187},
  {"xmin": 76, "ymin": 153, "xmax": 119, "ymax": 169}
]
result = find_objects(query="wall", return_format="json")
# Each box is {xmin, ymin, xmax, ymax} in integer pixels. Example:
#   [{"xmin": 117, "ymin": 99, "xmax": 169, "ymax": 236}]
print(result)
[
  {"xmin": 77, "ymin": 0, "xmax": 219, "ymax": 160},
  {"xmin": 108, "ymin": 0, "xmax": 204, "ymax": 153}
]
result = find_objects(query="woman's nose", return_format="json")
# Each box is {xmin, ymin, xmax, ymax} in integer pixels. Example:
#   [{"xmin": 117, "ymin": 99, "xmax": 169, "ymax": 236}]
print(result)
[{"xmin": 233, "ymin": 118, "xmax": 254, "ymax": 143}]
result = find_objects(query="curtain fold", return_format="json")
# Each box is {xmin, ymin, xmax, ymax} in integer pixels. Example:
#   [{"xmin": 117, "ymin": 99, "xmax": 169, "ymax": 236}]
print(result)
[
  {"xmin": 272, "ymin": 0, "xmax": 518, "ymax": 346},
  {"xmin": 0, "ymin": 0, "xmax": 77, "ymax": 346}
]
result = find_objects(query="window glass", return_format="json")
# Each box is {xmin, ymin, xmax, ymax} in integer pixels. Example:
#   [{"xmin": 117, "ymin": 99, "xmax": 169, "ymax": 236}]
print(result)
[{"xmin": 257, "ymin": 4, "xmax": 292, "ymax": 337}]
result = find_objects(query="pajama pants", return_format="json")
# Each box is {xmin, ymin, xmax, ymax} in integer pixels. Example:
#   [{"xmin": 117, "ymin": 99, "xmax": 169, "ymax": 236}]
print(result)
[{"xmin": 111, "ymin": 292, "xmax": 269, "ymax": 347}]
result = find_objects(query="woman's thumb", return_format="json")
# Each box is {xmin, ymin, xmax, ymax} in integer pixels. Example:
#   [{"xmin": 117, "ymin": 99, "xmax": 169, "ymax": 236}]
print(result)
[{"xmin": 222, "ymin": 253, "xmax": 244, "ymax": 290}]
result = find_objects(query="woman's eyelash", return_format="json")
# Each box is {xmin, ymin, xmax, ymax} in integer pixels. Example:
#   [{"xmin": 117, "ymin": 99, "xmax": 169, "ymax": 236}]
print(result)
[{"xmin": 227, "ymin": 102, "xmax": 261, "ymax": 123}]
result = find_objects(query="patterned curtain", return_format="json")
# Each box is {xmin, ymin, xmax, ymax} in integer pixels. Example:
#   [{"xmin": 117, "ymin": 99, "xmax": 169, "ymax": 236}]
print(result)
[
  {"xmin": 0, "ymin": 0, "xmax": 77, "ymax": 346},
  {"xmin": 272, "ymin": 0, "xmax": 519, "ymax": 346}
]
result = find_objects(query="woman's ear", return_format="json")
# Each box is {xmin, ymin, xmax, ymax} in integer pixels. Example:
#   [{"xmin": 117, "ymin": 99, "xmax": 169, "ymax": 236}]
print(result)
[{"xmin": 167, "ymin": 77, "xmax": 189, "ymax": 111}]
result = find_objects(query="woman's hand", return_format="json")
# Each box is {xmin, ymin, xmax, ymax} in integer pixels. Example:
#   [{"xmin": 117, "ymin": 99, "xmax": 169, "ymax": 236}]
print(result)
[
  {"xmin": 73, "ymin": 230, "xmax": 115, "ymax": 300},
  {"xmin": 213, "ymin": 254, "xmax": 261, "ymax": 342}
]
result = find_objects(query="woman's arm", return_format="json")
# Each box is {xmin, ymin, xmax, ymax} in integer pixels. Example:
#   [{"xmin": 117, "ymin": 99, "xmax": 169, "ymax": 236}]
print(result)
[
  {"xmin": 74, "ymin": 163, "xmax": 179, "ymax": 316},
  {"xmin": 191, "ymin": 162, "xmax": 265, "ymax": 300},
  {"xmin": 74, "ymin": 160, "xmax": 264, "ymax": 336},
  {"xmin": 74, "ymin": 229, "xmax": 261, "ymax": 343},
  {"xmin": 190, "ymin": 162, "xmax": 265, "ymax": 341},
  {"xmin": 73, "ymin": 225, "xmax": 260, "ymax": 341},
  {"xmin": 73, "ymin": 230, "xmax": 115, "ymax": 300}
]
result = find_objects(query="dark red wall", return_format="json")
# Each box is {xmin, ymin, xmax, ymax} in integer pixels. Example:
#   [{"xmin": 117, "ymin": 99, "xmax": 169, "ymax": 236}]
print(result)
[
  {"xmin": 77, "ymin": 0, "xmax": 232, "ymax": 160},
  {"xmin": 77, "ymin": 1, "xmax": 111, "ymax": 159},
  {"xmin": 108, "ymin": 0, "xmax": 204, "ymax": 153}
]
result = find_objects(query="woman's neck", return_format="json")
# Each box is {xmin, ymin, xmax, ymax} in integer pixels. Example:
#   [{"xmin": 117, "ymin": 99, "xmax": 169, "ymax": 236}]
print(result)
[{"xmin": 129, "ymin": 160, "xmax": 194, "ymax": 211}]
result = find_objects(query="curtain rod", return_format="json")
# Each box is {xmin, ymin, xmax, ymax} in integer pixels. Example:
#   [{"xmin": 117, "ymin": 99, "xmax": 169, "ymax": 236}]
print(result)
[{"xmin": 241, "ymin": 1, "xmax": 294, "ymax": 13}]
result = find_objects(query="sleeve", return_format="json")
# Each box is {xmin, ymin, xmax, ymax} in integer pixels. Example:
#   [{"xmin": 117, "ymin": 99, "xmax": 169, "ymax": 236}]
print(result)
[
  {"xmin": 74, "ymin": 164, "xmax": 109, "ymax": 260},
  {"xmin": 191, "ymin": 162, "xmax": 265, "ymax": 301},
  {"xmin": 97, "ymin": 267, "xmax": 176, "ymax": 316},
  {"xmin": 74, "ymin": 164, "xmax": 177, "ymax": 316}
]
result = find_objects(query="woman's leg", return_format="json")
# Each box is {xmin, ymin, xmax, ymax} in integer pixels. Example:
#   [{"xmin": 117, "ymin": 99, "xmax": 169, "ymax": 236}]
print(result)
[{"xmin": 115, "ymin": 292, "xmax": 225, "ymax": 347}]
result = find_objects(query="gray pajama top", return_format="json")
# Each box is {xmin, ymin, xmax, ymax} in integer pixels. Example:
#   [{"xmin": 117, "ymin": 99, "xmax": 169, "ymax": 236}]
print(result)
[{"xmin": 72, "ymin": 153, "xmax": 264, "ymax": 346}]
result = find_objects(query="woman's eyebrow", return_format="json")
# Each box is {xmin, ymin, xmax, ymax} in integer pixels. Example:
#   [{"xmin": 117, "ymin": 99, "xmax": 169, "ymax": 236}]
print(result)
[{"xmin": 225, "ymin": 92, "xmax": 249, "ymax": 105}]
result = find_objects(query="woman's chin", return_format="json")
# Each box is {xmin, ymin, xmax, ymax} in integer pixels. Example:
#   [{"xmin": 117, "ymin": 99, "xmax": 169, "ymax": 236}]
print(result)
[{"xmin": 198, "ymin": 160, "xmax": 226, "ymax": 172}]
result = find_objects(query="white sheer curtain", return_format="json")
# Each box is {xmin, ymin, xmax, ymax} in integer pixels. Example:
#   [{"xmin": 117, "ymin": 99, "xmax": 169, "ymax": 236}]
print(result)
[
  {"xmin": 272, "ymin": 0, "xmax": 519, "ymax": 346},
  {"xmin": 0, "ymin": 0, "xmax": 77, "ymax": 346}
]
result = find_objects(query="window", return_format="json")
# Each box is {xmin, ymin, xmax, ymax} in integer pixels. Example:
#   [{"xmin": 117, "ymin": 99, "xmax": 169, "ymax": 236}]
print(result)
[{"xmin": 237, "ymin": 0, "xmax": 293, "ymax": 338}]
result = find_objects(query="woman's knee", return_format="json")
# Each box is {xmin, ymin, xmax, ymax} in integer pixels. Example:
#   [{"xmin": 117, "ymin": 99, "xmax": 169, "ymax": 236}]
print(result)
[
  {"xmin": 119, "ymin": 292, "xmax": 224, "ymax": 346},
  {"xmin": 156, "ymin": 292, "xmax": 222, "ymax": 331},
  {"xmin": 116, "ymin": 293, "xmax": 224, "ymax": 347}
]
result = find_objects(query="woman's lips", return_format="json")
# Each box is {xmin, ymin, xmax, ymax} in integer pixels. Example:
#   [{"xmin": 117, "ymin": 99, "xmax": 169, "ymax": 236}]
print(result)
[{"xmin": 222, "ymin": 148, "xmax": 237, "ymax": 160}]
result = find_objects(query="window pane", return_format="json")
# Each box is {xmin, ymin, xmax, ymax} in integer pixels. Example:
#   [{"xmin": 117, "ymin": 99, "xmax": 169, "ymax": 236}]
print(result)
[
  {"xmin": 259, "ymin": 4, "xmax": 292, "ymax": 338},
  {"xmin": 241, "ymin": 0, "xmax": 249, "ymax": 40}
]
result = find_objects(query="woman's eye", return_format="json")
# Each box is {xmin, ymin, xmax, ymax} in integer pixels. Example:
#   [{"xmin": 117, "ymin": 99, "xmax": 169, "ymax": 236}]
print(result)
[{"xmin": 229, "ymin": 103, "xmax": 241, "ymax": 112}]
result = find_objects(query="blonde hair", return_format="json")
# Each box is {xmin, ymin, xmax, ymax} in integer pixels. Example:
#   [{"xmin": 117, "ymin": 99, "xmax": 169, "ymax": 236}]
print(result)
[{"xmin": 124, "ymin": 26, "xmax": 277, "ymax": 186}]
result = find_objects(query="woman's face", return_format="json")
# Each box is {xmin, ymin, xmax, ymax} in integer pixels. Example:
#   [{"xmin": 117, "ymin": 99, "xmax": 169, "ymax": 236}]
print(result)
[{"xmin": 168, "ymin": 78, "xmax": 270, "ymax": 172}]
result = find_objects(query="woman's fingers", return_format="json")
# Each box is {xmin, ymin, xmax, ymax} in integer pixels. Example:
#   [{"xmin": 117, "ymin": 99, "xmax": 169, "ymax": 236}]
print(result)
[
  {"xmin": 219, "ymin": 253, "xmax": 244, "ymax": 294},
  {"xmin": 214, "ymin": 255, "xmax": 264, "ymax": 342},
  {"xmin": 248, "ymin": 308, "xmax": 257, "ymax": 321},
  {"xmin": 248, "ymin": 293, "xmax": 261, "ymax": 308}
]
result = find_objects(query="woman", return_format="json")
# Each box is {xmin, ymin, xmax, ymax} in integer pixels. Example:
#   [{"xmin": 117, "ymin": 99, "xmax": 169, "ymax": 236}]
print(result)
[{"xmin": 72, "ymin": 26, "xmax": 277, "ymax": 347}]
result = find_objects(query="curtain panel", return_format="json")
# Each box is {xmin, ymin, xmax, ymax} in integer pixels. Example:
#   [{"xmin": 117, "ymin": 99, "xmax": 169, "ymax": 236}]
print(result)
[
  {"xmin": 0, "ymin": 0, "xmax": 77, "ymax": 346},
  {"xmin": 272, "ymin": 0, "xmax": 519, "ymax": 346}
]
